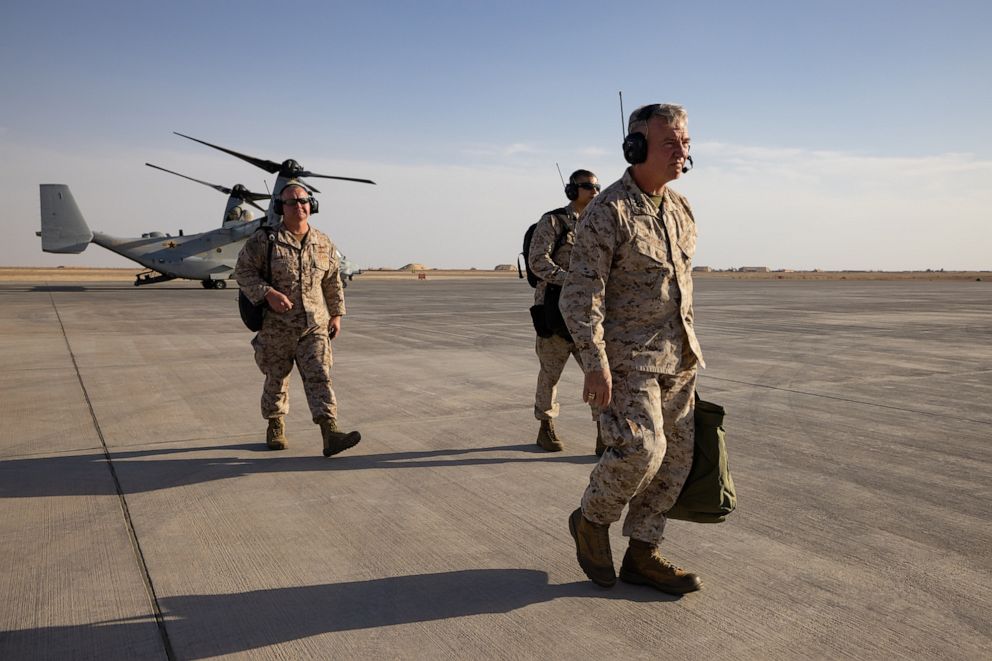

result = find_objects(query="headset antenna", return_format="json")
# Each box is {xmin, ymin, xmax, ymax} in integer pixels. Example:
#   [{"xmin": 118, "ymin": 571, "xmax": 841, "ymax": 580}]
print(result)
[
  {"xmin": 619, "ymin": 91, "xmax": 626, "ymax": 140},
  {"xmin": 555, "ymin": 162, "xmax": 566, "ymax": 187}
]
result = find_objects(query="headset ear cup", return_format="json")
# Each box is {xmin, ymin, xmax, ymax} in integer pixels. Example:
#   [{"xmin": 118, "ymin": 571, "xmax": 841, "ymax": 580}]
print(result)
[
  {"xmin": 623, "ymin": 132, "xmax": 648, "ymax": 165},
  {"xmin": 309, "ymin": 196, "xmax": 319, "ymax": 214},
  {"xmin": 273, "ymin": 198, "xmax": 283, "ymax": 215},
  {"xmin": 564, "ymin": 184, "xmax": 578, "ymax": 201}
]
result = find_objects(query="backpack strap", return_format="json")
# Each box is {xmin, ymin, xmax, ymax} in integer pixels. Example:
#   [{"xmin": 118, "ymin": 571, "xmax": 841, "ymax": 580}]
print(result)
[
  {"xmin": 252, "ymin": 227, "xmax": 276, "ymax": 288},
  {"xmin": 264, "ymin": 231, "xmax": 275, "ymax": 283},
  {"xmin": 545, "ymin": 207, "xmax": 572, "ymax": 257}
]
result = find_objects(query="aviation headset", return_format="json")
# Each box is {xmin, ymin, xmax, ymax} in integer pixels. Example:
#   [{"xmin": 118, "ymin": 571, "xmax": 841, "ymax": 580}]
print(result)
[
  {"xmin": 564, "ymin": 173, "xmax": 579, "ymax": 201},
  {"xmin": 273, "ymin": 181, "xmax": 319, "ymax": 215},
  {"xmin": 564, "ymin": 169, "xmax": 599, "ymax": 201},
  {"xmin": 622, "ymin": 104, "xmax": 694, "ymax": 172}
]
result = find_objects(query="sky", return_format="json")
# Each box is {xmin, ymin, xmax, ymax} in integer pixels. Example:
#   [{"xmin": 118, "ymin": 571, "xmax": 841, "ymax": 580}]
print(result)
[{"xmin": 2, "ymin": 0, "xmax": 990, "ymax": 271}]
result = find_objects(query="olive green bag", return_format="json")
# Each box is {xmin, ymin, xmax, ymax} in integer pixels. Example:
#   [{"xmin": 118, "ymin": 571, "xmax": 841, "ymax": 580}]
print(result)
[{"xmin": 667, "ymin": 393, "xmax": 737, "ymax": 523}]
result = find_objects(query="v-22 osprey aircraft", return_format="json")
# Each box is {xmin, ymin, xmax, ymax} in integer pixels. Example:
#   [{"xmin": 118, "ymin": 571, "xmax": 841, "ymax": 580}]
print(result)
[{"xmin": 37, "ymin": 133, "xmax": 375, "ymax": 289}]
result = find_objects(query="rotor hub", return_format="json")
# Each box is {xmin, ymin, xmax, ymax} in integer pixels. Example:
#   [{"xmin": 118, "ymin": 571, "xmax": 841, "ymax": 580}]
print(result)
[{"xmin": 280, "ymin": 159, "xmax": 304, "ymax": 177}]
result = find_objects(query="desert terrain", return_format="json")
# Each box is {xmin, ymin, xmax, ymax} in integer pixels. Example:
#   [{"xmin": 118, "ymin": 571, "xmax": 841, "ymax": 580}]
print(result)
[{"xmin": 1, "ymin": 266, "xmax": 987, "ymax": 282}]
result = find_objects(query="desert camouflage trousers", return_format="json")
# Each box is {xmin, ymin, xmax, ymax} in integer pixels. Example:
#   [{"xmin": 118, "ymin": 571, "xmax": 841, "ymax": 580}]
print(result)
[
  {"xmin": 581, "ymin": 367, "xmax": 697, "ymax": 544},
  {"xmin": 252, "ymin": 323, "xmax": 337, "ymax": 423},
  {"xmin": 534, "ymin": 334, "xmax": 582, "ymax": 420}
]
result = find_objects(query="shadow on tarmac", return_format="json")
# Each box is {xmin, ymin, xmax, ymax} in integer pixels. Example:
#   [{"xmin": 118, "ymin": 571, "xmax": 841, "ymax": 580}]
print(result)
[
  {"xmin": 24, "ymin": 285, "xmax": 217, "ymax": 292},
  {"xmin": 0, "ymin": 443, "xmax": 599, "ymax": 498},
  {"xmin": 0, "ymin": 569, "xmax": 675, "ymax": 659}
]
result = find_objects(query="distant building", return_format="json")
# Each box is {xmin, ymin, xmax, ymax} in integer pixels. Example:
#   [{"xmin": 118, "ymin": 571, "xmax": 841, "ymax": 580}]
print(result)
[
  {"xmin": 739, "ymin": 266, "xmax": 770, "ymax": 272},
  {"xmin": 693, "ymin": 266, "xmax": 712, "ymax": 272},
  {"xmin": 494, "ymin": 264, "xmax": 514, "ymax": 271}
]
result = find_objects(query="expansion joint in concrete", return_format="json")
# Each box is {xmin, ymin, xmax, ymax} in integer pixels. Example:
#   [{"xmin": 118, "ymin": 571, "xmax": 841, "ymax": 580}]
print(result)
[{"xmin": 48, "ymin": 291, "xmax": 177, "ymax": 661}]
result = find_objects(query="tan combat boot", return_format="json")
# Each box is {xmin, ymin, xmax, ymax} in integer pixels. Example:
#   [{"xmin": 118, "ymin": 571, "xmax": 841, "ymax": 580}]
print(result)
[
  {"xmin": 266, "ymin": 418, "xmax": 288, "ymax": 450},
  {"xmin": 319, "ymin": 419, "xmax": 362, "ymax": 458},
  {"xmin": 568, "ymin": 507, "xmax": 616, "ymax": 587},
  {"xmin": 595, "ymin": 421, "xmax": 606, "ymax": 457},
  {"xmin": 536, "ymin": 420, "xmax": 565, "ymax": 452},
  {"xmin": 619, "ymin": 539, "xmax": 702, "ymax": 595}
]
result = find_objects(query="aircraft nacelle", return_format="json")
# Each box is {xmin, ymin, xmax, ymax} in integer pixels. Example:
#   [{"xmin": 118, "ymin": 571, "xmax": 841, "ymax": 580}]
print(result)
[{"xmin": 222, "ymin": 203, "xmax": 254, "ymax": 228}]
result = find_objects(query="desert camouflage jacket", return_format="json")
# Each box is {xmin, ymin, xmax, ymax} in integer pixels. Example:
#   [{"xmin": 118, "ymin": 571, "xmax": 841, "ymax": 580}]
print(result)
[
  {"xmin": 234, "ymin": 222, "xmax": 346, "ymax": 330},
  {"xmin": 527, "ymin": 205, "xmax": 578, "ymax": 305},
  {"xmin": 560, "ymin": 168, "xmax": 704, "ymax": 375}
]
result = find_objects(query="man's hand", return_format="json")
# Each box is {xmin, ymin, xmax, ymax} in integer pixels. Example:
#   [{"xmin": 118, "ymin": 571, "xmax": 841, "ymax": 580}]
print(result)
[
  {"xmin": 583, "ymin": 368, "xmax": 612, "ymax": 408},
  {"xmin": 265, "ymin": 289, "xmax": 293, "ymax": 313},
  {"xmin": 328, "ymin": 316, "xmax": 342, "ymax": 340}
]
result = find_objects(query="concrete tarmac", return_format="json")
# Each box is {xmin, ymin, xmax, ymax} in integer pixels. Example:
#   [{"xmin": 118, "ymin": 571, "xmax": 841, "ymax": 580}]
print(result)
[{"xmin": 1, "ymin": 276, "xmax": 989, "ymax": 660}]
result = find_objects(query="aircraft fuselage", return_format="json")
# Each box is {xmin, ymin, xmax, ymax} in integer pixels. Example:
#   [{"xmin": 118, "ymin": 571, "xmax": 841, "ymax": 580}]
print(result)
[{"xmin": 90, "ymin": 220, "xmax": 259, "ymax": 281}]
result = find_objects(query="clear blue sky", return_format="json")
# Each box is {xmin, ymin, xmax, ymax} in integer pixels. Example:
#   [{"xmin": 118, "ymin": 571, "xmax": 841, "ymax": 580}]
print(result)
[{"xmin": 2, "ymin": 0, "xmax": 990, "ymax": 270}]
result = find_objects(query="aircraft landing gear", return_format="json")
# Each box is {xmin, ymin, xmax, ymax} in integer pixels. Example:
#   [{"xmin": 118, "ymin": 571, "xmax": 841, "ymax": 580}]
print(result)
[
  {"xmin": 135, "ymin": 271, "xmax": 176, "ymax": 287},
  {"xmin": 202, "ymin": 279, "xmax": 227, "ymax": 289}
]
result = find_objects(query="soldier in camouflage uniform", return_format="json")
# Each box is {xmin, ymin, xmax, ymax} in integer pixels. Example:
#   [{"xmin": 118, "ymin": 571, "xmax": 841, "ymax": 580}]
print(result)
[
  {"xmin": 527, "ymin": 169, "xmax": 602, "ymax": 453},
  {"xmin": 561, "ymin": 104, "xmax": 705, "ymax": 595},
  {"xmin": 235, "ymin": 181, "xmax": 361, "ymax": 458}
]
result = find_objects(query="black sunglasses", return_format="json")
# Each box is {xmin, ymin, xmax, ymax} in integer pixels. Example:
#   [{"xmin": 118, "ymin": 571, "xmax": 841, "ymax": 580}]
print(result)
[
  {"xmin": 576, "ymin": 182, "xmax": 601, "ymax": 191},
  {"xmin": 282, "ymin": 198, "xmax": 310, "ymax": 207}
]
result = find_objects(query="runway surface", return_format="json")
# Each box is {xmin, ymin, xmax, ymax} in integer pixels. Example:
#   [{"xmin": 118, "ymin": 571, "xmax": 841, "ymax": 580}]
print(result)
[{"xmin": 1, "ymin": 276, "xmax": 990, "ymax": 659}]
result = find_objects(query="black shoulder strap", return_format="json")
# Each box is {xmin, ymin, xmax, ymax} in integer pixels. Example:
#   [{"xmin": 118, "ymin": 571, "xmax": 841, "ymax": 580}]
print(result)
[
  {"xmin": 260, "ymin": 230, "xmax": 275, "ymax": 284},
  {"xmin": 545, "ymin": 207, "xmax": 572, "ymax": 252},
  {"xmin": 266, "ymin": 234, "xmax": 274, "ymax": 282}
]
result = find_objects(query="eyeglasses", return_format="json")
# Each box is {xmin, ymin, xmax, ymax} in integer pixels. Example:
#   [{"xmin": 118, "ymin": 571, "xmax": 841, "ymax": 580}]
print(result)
[
  {"xmin": 282, "ymin": 198, "xmax": 310, "ymax": 207},
  {"xmin": 576, "ymin": 182, "xmax": 601, "ymax": 192}
]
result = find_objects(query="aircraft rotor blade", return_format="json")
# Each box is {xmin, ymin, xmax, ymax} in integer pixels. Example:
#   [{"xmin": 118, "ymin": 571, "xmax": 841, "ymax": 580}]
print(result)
[
  {"xmin": 148, "ymin": 163, "xmax": 270, "ymax": 202},
  {"xmin": 173, "ymin": 132, "xmax": 281, "ymax": 174},
  {"xmin": 300, "ymin": 172, "xmax": 377, "ymax": 185},
  {"xmin": 173, "ymin": 132, "xmax": 376, "ymax": 186},
  {"xmin": 146, "ymin": 163, "xmax": 231, "ymax": 195}
]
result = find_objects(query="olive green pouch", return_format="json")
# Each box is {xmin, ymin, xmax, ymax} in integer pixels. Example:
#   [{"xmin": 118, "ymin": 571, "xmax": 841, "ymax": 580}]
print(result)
[{"xmin": 667, "ymin": 393, "xmax": 737, "ymax": 523}]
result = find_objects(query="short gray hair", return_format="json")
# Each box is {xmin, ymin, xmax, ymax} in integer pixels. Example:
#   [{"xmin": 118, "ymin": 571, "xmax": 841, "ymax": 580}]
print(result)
[
  {"xmin": 628, "ymin": 103, "xmax": 688, "ymax": 135},
  {"xmin": 278, "ymin": 179, "xmax": 308, "ymax": 199}
]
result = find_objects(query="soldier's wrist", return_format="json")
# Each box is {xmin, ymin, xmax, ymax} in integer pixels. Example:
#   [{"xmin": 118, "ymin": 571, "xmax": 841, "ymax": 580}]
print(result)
[{"xmin": 582, "ymin": 353, "xmax": 608, "ymax": 374}]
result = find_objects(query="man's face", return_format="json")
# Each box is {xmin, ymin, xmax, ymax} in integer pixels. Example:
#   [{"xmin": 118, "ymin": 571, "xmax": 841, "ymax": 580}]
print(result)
[
  {"xmin": 644, "ymin": 117, "xmax": 691, "ymax": 181},
  {"xmin": 573, "ymin": 175, "xmax": 600, "ymax": 204},
  {"xmin": 280, "ymin": 185, "xmax": 311, "ymax": 222}
]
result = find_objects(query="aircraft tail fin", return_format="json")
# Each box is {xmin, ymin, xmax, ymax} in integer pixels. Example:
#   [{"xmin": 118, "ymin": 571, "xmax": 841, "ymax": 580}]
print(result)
[{"xmin": 39, "ymin": 184, "xmax": 93, "ymax": 253}]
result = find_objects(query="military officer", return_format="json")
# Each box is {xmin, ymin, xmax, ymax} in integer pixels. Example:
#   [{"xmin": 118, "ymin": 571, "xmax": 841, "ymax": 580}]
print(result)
[
  {"xmin": 527, "ymin": 169, "xmax": 602, "ymax": 453},
  {"xmin": 560, "ymin": 104, "xmax": 705, "ymax": 594},
  {"xmin": 234, "ymin": 180, "xmax": 361, "ymax": 457}
]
